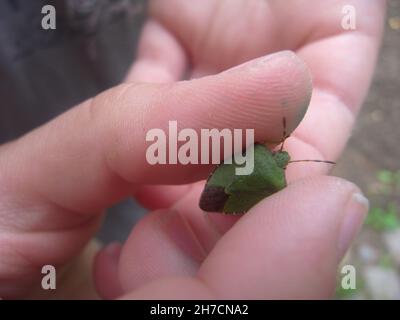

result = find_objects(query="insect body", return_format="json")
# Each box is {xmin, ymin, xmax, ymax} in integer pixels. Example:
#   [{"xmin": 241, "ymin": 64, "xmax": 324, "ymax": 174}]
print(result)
[
  {"xmin": 199, "ymin": 143, "xmax": 290, "ymax": 214},
  {"xmin": 199, "ymin": 118, "xmax": 335, "ymax": 214}
]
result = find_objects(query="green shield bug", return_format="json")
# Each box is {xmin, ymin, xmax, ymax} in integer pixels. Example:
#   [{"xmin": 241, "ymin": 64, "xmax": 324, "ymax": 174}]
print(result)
[{"xmin": 199, "ymin": 118, "xmax": 335, "ymax": 214}]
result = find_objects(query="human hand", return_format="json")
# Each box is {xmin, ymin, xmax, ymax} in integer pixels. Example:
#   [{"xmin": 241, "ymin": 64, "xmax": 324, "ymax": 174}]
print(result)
[
  {"xmin": 0, "ymin": 0, "xmax": 384, "ymax": 299},
  {"xmin": 109, "ymin": 0, "xmax": 386, "ymax": 299}
]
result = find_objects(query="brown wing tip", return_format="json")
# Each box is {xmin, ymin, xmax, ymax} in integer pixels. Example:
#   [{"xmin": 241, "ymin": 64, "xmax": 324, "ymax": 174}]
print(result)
[{"xmin": 199, "ymin": 185, "xmax": 229, "ymax": 213}]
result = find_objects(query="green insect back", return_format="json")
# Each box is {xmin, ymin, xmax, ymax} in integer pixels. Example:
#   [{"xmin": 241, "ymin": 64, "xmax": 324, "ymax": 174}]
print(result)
[{"xmin": 199, "ymin": 144, "xmax": 290, "ymax": 214}]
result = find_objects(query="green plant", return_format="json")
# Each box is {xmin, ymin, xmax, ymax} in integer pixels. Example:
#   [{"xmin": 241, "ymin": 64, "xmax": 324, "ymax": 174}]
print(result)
[
  {"xmin": 365, "ymin": 169, "xmax": 400, "ymax": 231},
  {"xmin": 375, "ymin": 169, "xmax": 400, "ymax": 195},
  {"xmin": 365, "ymin": 202, "xmax": 399, "ymax": 231},
  {"xmin": 378, "ymin": 253, "xmax": 395, "ymax": 269},
  {"xmin": 335, "ymin": 275, "xmax": 363, "ymax": 299}
]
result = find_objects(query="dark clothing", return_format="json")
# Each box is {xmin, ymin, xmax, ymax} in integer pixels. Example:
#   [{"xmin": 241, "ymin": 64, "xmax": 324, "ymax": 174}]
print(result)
[{"xmin": 0, "ymin": 0, "xmax": 147, "ymax": 242}]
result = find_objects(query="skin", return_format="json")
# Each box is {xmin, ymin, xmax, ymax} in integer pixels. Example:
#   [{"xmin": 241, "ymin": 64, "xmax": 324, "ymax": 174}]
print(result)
[{"xmin": 0, "ymin": 0, "xmax": 385, "ymax": 299}]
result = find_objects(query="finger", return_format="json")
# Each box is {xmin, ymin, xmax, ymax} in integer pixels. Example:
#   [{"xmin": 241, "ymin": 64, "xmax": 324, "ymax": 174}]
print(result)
[
  {"xmin": 131, "ymin": 0, "xmax": 276, "ymax": 209},
  {"xmin": 125, "ymin": 19, "xmax": 187, "ymax": 83},
  {"xmin": 287, "ymin": 0, "xmax": 386, "ymax": 175},
  {"xmin": 2, "ymin": 50, "xmax": 311, "ymax": 214},
  {"xmin": 0, "ymin": 207, "xmax": 101, "ymax": 298},
  {"xmin": 148, "ymin": 0, "xmax": 385, "ymax": 181},
  {"xmin": 125, "ymin": 18, "xmax": 191, "ymax": 207},
  {"xmin": 118, "ymin": 192, "xmax": 208, "ymax": 292},
  {"xmin": 93, "ymin": 242, "xmax": 124, "ymax": 299},
  {"xmin": 133, "ymin": 184, "xmax": 191, "ymax": 210},
  {"xmin": 149, "ymin": 0, "xmax": 282, "ymax": 74},
  {"xmin": 120, "ymin": 276, "xmax": 214, "ymax": 300},
  {"xmin": 121, "ymin": 176, "xmax": 368, "ymax": 299},
  {"xmin": 118, "ymin": 180, "xmax": 242, "ymax": 292}
]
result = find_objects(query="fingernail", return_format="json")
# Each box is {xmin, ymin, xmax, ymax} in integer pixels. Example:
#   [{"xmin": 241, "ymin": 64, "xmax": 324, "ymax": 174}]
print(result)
[
  {"xmin": 337, "ymin": 191, "xmax": 369, "ymax": 260},
  {"xmin": 104, "ymin": 242, "xmax": 122, "ymax": 262},
  {"xmin": 222, "ymin": 50, "xmax": 295, "ymax": 74}
]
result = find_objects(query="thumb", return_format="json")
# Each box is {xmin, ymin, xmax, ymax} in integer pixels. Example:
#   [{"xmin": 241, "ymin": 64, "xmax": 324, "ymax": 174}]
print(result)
[
  {"xmin": 120, "ymin": 176, "xmax": 368, "ymax": 299},
  {"xmin": 197, "ymin": 176, "xmax": 369, "ymax": 299}
]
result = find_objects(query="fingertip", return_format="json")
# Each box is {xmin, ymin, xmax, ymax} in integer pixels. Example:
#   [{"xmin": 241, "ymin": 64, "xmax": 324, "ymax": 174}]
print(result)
[
  {"xmin": 213, "ymin": 50, "xmax": 313, "ymax": 141},
  {"xmin": 93, "ymin": 242, "xmax": 124, "ymax": 300}
]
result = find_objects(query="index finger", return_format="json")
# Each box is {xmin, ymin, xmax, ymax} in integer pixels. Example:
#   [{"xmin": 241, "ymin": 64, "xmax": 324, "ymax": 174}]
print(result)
[{"xmin": 0, "ymin": 51, "xmax": 311, "ymax": 214}]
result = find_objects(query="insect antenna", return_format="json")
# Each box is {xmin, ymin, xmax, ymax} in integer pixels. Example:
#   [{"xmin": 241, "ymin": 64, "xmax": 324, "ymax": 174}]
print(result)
[
  {"xmin": 279, "ymin": 117, "xmax": 290, "ymax": 152},
  {"xmin": 289, "ymin": 159, "xmax": 336, "ymax": 165},
  {"xmin": 278, "ymin": 118, "xmax": 335, "ymax": 165}
]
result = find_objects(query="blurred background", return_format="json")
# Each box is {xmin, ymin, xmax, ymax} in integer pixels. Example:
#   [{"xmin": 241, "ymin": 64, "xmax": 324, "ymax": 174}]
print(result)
[{"xmin": 0, "ymin": 0, "xmax": 399, "ymax": 299}]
